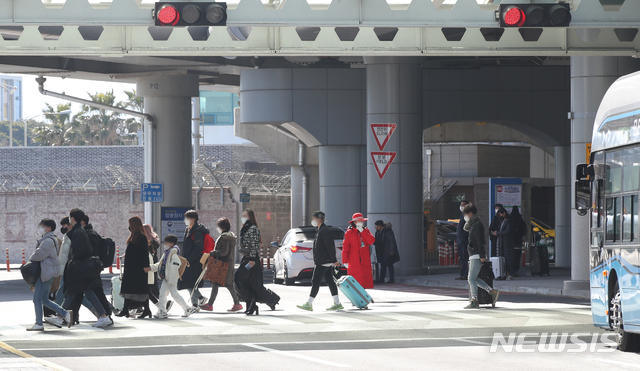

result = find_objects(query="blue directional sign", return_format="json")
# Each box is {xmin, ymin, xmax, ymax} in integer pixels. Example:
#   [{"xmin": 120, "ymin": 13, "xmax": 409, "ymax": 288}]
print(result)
[
  {"xmin": 240, "ymin": 193, "xmax": 250, "ymax": 203},
  {"xmin": 141, "ymin": 183, "xmax": 163, "ymax": 202}
]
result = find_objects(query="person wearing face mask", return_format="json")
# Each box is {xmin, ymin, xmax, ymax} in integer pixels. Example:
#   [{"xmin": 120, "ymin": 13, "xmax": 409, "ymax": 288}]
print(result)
[
  {"xmin": 489, "ymin": 203, "xmax": 504, "ymax": 257},
  {"xmin": 298, "ymin": 211, "xmax": 343, "ymax": 311},
  {"xmin": 455, "ymin": 200, "xmax": 470, "ymax": 281},
  {"xmin": 179, "ymin": 210, "xmax": 210, "ymax": 309},
  {"xmin": 199, "ymin": 218, "xmax": 243, "ymax": 312},
  {"xmin": 491, "ymin": 207, "xmax": 516, "ymax": 280},
  {"xmin": 341, "ymin": 213, "xmax": 376, "ymax": 289}
]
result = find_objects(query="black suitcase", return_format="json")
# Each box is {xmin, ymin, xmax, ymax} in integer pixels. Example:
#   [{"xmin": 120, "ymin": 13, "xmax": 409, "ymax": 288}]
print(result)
[
  {"xmin": 530, "ymin": 244, "xmax": 550, "ymax": 276},
  {"xmin": 477, "ymin": 261, "xmax": 495, "ymax": 306},
  {"xmin": 261, "ymin": 288, "xmax": 280, "ymax": 310}
]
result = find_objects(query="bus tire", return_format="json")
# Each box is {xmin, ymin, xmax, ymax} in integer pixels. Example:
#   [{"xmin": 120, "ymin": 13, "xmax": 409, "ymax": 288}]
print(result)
[{"xmin": 610, "ymin": 282, "xmax": 640, "ymax": 352}]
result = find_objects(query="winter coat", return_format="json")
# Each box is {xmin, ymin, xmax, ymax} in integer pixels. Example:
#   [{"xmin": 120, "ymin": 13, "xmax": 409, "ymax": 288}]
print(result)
[
  {"xmin": 510, "ymin": 207, "xmax": 526, "ymax": 248},
  {"xmin": 489, "ymin": 214, "xmax": 501, "ymax": 246},
  {"xmin": 30, "ymin": 232, "xmax": 61, "ymax": 283},
  {"xmin": 179, "ymin": 223, "xmax": 209, "ymax": 290},
  {"xmin": 313, "ymin": 223, "xmax": 337, "ymax": 265},
  {"xmin": 376, "ymin": 226, "xmax": 400, "ymax": 263},
  {"xmin": 121, "ymin": 233, "xmax": 151, "ymax": 296},
  {"xmin": 464, "ymin": 215, "xmax": 486, "ymax": 259},
  {"xmin": 148, "ymin": 241, "xmax": 159, "ymax": 286},
  {"xmin": 456, "ymin": 212, "xmax": 469, "ymax": 250},
  {"xmin": 212, "ymin": 232, "xmax": 237, "ymax": 286},
  {"xmin": 64, "ymin": 223, "xmax": 102, "ymax": 294},
  {"xmin": 84, "ymin": 224, "xmax": 101, "ymax": 256},
  {"xmin": 59, "ymin": 233, "xmax": 71, "ymax": 270},
  {"xmin": 151, "ymin": 246, "xmax": 182, "ymax": 285},
  {"xmin": 496, "ymin": 217, "xmax": 515, "ymax": 257},
  {"xmin": 342, "ymin": 226, "xmax": 376, "ymax": 289},
  {"xmin": 239, "ymin": 223, "xmax": 261, "ymax": 259}
]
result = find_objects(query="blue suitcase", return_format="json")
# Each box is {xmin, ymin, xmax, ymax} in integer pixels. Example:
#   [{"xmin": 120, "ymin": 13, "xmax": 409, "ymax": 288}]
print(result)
[{"xmin": 335, "ymin": 275, "xmax": 373, "ymax": 309}]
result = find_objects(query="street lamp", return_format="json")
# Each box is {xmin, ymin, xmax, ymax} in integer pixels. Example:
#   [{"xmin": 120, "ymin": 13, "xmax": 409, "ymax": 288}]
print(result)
[
  {"xmin": 0, "ymin": 83, "xmax": 17, "ymax": 147},
  {"xmin": 23, "ymin": 109, "xmax": 72, "ymax": 146}
]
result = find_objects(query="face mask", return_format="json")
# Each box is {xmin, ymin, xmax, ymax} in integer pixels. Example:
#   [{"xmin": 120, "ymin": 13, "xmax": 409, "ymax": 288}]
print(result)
[
  {"xmin": 164, "ymin": 244, "xmax": 173, "ymax": 250},
  {"xmin": 495, "ymin": 209, "xmax": 499, "ymax": 214},
  {"xmin": 459, "ymin": 206, "xmax": 465, "ymax": 212},
  {"xmin": 356, "ymin": 222, "xmax": 364, "ymax": 228},
  {"xmin": 60, "ymin": 227, "xmax": 68, "ymax": 234},
  {"xmin": 184, "ymin": 219, "xmax": 190, "ymax": 226},
  {"xmin": 463, "ymin": 215, "xmax": 470, "ymax": 222},
  {"xmin": 216, "ymin": 227, "xmax": 223, "ymax": 234},
  {"xmin": 311, "ymin": 220, "xmax": 318, "ymax": 227},
  {"xmin": 241, "ymin": 217, "xmax": 248, "ymax": 224},
  {"xmin": 38, "ymin": 227, "xmax": 46, "ymax": 236}
]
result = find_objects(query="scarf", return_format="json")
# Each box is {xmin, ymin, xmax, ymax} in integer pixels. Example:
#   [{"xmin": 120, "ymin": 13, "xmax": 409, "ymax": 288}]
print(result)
[{"xmin": 463, "ymin": 215, "xmax": 480, "ymax": 232}]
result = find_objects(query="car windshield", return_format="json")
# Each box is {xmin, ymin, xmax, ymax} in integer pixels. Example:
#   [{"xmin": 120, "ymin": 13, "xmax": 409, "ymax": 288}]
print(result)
[{"xmin": 532, "ymin": 218, "xmax": 552, "ymax": 230}]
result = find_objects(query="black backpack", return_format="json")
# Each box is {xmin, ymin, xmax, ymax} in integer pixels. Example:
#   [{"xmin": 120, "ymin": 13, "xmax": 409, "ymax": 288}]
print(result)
[{"xmin": 100, "ymin": 237, "xmax": 116, "ymax": 268}]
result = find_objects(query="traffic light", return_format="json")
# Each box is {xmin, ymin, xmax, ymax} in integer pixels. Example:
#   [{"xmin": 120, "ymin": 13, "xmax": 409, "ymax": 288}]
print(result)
[
  {"xmin": 154, "ymin": 2, "xmax": 227, "ymax": 27},
  {"xmin": 499, "ymin": 4, "xmax": 571, "ymax": 28}
]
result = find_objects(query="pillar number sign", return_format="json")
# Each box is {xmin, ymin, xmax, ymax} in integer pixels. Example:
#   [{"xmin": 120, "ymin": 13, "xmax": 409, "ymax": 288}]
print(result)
[{"xmin": 370, "ymin": 123, "xmax": 397, "ymax": 179}]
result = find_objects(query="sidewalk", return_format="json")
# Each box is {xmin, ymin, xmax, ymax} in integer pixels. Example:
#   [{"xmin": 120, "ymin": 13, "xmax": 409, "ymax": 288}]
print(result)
[{"xmin": 396, "ymin": 267, "xmax": 589, "ymax": 299}]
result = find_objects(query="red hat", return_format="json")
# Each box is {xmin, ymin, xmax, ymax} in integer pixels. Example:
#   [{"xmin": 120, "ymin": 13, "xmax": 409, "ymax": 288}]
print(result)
[{"xmin": 350, "ymin": 213, "xmax": 367, "ymax": 223}]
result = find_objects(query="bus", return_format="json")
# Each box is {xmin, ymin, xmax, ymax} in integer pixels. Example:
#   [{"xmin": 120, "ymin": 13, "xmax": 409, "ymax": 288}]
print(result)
[{"xmin": 575, "ymin": 70, "xmax": 640, "ymax": 352}]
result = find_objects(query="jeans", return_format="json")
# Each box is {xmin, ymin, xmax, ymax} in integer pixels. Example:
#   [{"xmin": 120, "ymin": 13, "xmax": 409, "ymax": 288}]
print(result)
[
  {"xmin": 67, "ymin": 289, "xmax": 106, "ymax": 322},
  {"xmin": 92, "ymin": 287, "xmax": 112, "ymax": 316},
  {"xmin": 379, "ymin": 256, "xmax": 396, "ymax": 282},
  {"xmin": 158, "ymin": 282, "xmax": 190, "ymax": 312},
  {"xmin": 34, "ymin": 278, "xmax": 68, "ymax": 326},
  {"xmin": 467, "ymin": 258, "xmax": 491, "ymax": 300},
  {"xmin": 56, "ymin": 276, "xmax": 94, "ymax": 311},
  {"xmin": 310, "ymin": 265, "xmax": 338, "ymax": 298}
]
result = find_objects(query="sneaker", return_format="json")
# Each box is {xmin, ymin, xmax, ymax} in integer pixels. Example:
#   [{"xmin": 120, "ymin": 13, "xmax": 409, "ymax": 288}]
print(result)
[
  {"xmin": 326, "ymin": 303, "xmax": 344, "ymax": 311},
  {"xmin": 506, "ymin": 275, "xmax": 514, "ymax": 281},
  {"xmin": 27, "ymin": 324, "xmax": 44, "ymax": 331},
  {"xmin": 106, "ymin": 316, "xmax": 114, "ymax": 326},
  {"xmin": 166, "ymin": 300, "xmax": 174, "ymax": 312},
  {"xmin": 199, "ymin": 303, "xmax": 213, "ymax": 311},
  {"xmin": 182, "ymin": 307, "xmax": 197, "ymax": 318},
  {"xmin": 197, "ymin": 297, "xmax": 208, "ymax": 307},
  {"xmin": 227, "ymin": 304, "xmax": 243, "ymax": 313},
  {"xmin": 154, "ymin": 311, "xmax": 169, "ymax": 319},
  {"xmin": 92, "ymin": 316, "xmax": 112, "ymax": 328},
  {"xmin": 44, "ymin": 316, "xmax": 64, "ymax": 328},
  {"xmin": 66, "ymin": 310, "xmax": 73, "ymax": 328},
  {"xmin": 464, "ymin": 299, "xmax": 479, "ymax": 309},
  {"xmin": 297, "ymin": 302, "xmax": 313, "ymax": 311},
  {"xmin": 491, "ymin": 289, "xmax": 500, "ymax": 306}
]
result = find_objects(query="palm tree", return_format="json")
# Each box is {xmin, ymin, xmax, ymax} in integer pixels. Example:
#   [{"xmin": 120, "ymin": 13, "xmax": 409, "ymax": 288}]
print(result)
[
  {"xmin": 79, "ymin": 91, "xmax": 125, "ymax": 146},
  {"xmin": 123, "ymin": 89, "xmax": 143, "ymax": 136}
]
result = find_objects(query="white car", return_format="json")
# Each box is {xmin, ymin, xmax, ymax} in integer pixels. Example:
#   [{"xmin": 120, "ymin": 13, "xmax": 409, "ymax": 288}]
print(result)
[{"xmin": 272, "ymin": 226, "xmax": 346, "ymax": 285}]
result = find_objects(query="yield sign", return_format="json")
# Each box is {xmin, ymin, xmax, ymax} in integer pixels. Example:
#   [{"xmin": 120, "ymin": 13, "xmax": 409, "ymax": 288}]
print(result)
[
  {"xmin": 371, "ymin": 151, "xmax": 397, "ymax": 180},
  {"xmin": 370, "ymin": 123, "xmax": 397, "ymax": 151}
]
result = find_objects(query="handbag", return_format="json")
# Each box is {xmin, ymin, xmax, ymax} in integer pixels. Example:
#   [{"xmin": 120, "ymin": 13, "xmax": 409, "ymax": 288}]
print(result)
[
  {"xmin": 20, "ymin": 261, "xmax": 41, "ymax": 287},
  {"xmin": 204, "ymin": 257, "xmax": 228, "ymax": 286}
]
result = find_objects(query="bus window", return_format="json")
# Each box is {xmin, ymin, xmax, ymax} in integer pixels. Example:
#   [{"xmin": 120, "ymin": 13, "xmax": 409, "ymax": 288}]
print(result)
[
  {"xmin": 591, "ymin": 179, "xmax": 603, "ymax": 228},
  {"xmin": 623, "ymin": 147, "xmax": 640, "ymax": 192},
  {"xmin": 606, "ymin": 197, "xmax": 621, "ymax": 242},
  {"xmin": 623, "ymin": 196, "xmax": 634, "ymax": 241},
  {"xmin": 606, "ymin": 151, "xmax": 622, "ymax": 194}
]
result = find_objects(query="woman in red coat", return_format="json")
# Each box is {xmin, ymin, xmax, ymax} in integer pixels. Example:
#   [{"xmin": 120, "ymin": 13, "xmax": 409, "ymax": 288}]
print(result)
[{"xmin": 342, "ymin": 213, "xmax": 376, "ymax": 289}]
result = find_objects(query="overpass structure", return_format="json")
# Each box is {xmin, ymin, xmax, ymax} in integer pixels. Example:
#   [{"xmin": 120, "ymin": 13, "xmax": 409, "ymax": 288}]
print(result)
[{"xmin": 1, "ymin": 0, "xmax": 639, "ymax": 289}]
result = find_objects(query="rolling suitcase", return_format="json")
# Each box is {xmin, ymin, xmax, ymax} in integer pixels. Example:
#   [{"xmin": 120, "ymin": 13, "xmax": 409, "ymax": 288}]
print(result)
[
  {"xmin": 261, "ymin": 288, "xmax": 281, "ymax": 310},
  {"xmin": 530, "ymin": 244, "xmax": 550, "ymax": 276},
  {"xmin": 111, "ymin": 256, "xmax": 124, "ymax": 315},
  {"xmin": 335, "ymin": 275, "xmax": 373, "ymax": 309},
  {"xmin": 477, "ymin": 261, "xmax": 496, "ymax": 307},
  {"xmin": 490, "ymin": 256, "xmax": 506, "ymax": 280}
]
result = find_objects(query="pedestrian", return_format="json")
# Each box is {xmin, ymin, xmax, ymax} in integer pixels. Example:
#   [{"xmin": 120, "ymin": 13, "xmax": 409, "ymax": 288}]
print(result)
[
  {"xmin": 373, "ymin": 220, "xmax": 400, "ymax": 284},
  {"xmin": 116, "ymin": 216, "xmax": 152, "ymax": 318},
  {"xmin": 150, "ymin": 235, "xmax": 196, "ymax": 318},
  {"xmin": 200, "ymin": 218, "xmax": 243, "ymax": 313},
  {"xmin": 179, "ymin": 210, "xmax": 209, "ymax": 308},
  {"xmin": 81, "ymin": 215, "xmax": 113, "ymax": 321},
  {"xmin": 28, "ymin": 219, "xmax": 73, "ymax": 331},
  {"xmin": 143, "ymin": 224, "xmax": 161, "ymax": 310},
  {"xmin": 489, "ymin": 203, "xmax": 503, "ymax": 257},
  {"xmin": 297, "ymin": 211, "xmax": 343, "ymax": 312},
  {"xmin": 342, "ymin": 213, "xmax": 376, "ymax": 289},
  {"xmin": 63, "ymin": 208, "xmax": 111, "ymax": 327},
  {"xmin": 234, "ymin": 209, "xmax": 271, "ymax": 315},
  {"xmin": 463, "ymin": 204, "xmax": 499, "ymax": 309},
  {"xmin": 510, "ymin": 206, "xmax": 526, "ymax": 275},
  {"xmin": 492, "ymin": 207, "xmax": 517, "ymax": 280},
  {"xmin": 455, "ymin": 200, "xmax": 470, "ymax": 280}
]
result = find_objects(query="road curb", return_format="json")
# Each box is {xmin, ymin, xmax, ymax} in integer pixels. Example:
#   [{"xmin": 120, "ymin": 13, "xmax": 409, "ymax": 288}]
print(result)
[
  {"xmin": 0, "ymin": 341, "xmax": 71, "ymax": 371},
  {"xmin": 395, "ymin": 277, "xmax": 590, "ymax": 299}
]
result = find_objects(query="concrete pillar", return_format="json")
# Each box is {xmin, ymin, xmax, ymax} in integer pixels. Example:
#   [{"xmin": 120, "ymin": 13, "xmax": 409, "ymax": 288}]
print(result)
[
  {"xmin": 365, "ymin": 57, "xmax": 424, "ymax": 276},
  {"xmin": 319, "ymin": 145, "xmax": 365, "ymax": 229},
  {"xmin": 291, "ymin": 165, "xmax": 319, "ymax": 227},
  {"xmin": 554, "ymin": 145, "xmax": 571, "ymax": 267},
  {"xmin": 137, "ymin": 75, "xmax": 200, "ymax": 231}
]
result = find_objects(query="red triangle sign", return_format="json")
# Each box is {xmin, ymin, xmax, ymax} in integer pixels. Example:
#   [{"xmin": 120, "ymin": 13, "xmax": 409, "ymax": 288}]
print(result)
[
  {"xmin": 371, "ymin": 124, "xmax": 397, "ymax": 151},
  {"xmin": 371, "ymin": 151, "xmax": 397, "ymax": 179}
]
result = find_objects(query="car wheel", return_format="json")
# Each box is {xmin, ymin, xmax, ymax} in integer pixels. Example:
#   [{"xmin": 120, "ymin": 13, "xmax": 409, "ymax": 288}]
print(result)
[
  {"xmin": 273, "ymin": 265, "xmax": 284, "ymax": 285},
  {"xmin": 611, "ymin": 281, "xmax": 639, "ymax": 352},
  {"xmin": 284, "ymin": 263, "xmax": 295, "ymax": 286}
]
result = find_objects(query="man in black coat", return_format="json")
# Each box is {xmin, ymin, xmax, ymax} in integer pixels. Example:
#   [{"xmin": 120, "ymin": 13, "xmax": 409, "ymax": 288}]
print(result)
[
  {"xmin": 63, "ymin": 208, "xmax": 110, "ymax": 327},
  {"xmin": 81, "ymin": 215, "xmax": 112, "ymax": 317},
  {"xmin": 455, "ymin": 200, "xmax": 470, "ymax": 280},
  {"xmin": 297, "ymin": 211, "xmax": 342, "ymax": 311},
  {"xmin": 374, "ymin": 220, "xmax": 400, "ymax": 284},
  {"xmin": 180, "ymin": 210, "xmax": 210, "ymax": 307},
  {"xmin": 489, "ymin": 203, "xmax": 503, "ymax": 257}
]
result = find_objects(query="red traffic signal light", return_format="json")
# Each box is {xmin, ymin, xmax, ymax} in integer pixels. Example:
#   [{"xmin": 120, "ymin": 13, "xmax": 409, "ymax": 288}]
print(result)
[
  {"xmin": 499, "ymin": 4, "xmax": 571, "ymax": 28},
  {"xmin": 154, "ymin": 2, "xmax": 227, "ymax": 27}
]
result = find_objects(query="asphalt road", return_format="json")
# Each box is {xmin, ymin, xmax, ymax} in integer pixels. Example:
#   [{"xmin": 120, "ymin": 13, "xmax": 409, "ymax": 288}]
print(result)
[{"xmin": 1, "ymin": 271, "xmax": 638, "ymax": 371}]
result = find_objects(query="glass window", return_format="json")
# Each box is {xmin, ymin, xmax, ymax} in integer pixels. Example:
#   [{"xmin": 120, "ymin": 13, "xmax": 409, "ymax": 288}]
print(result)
[
  {"xmin": 606, "ymin": 197, "xmax": 621, "ymax": 242},
  {"xmin": 623, "ymin": 147, "xmax": 640, "ymax": 192},
  {"xmin": 606, "ymin": 151, "xmax": 622, "ymax": 194},
  {"xmin": 592, "ymin": 180, "xmax": 602, "ymax": 228},
  {"xmin": 623, "ymin": 196, "xmax": 634, "ymax": 241}
]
